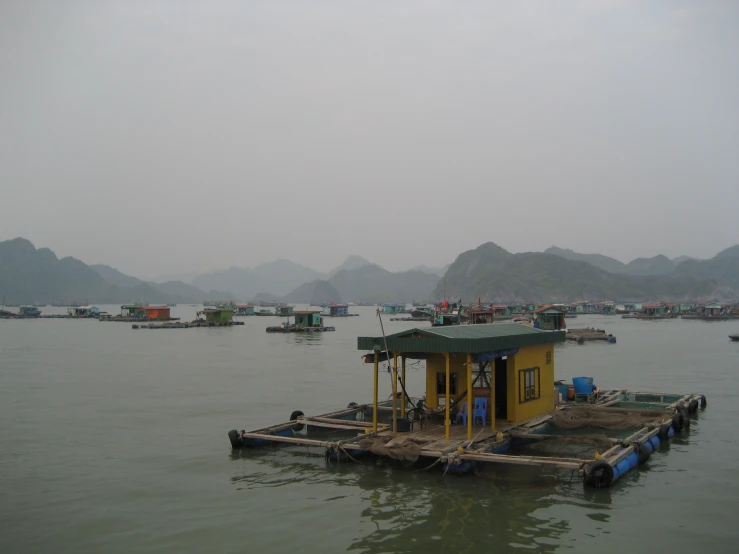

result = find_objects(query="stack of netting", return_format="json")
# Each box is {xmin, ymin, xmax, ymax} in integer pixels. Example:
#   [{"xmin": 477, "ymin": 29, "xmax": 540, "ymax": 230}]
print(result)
[
  {"xmin": 515, "ymin": 433, "xmax": 616, "ymax": 458},
  {"xmin": 550, "ymin": 406, "xmax": 671, "ymax": 430}
]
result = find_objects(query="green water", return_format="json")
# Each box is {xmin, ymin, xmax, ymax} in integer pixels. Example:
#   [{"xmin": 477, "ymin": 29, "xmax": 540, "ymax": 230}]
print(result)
[{"xmin": 1, "ymin": 308, "xmax": 738, "ymax": 553}]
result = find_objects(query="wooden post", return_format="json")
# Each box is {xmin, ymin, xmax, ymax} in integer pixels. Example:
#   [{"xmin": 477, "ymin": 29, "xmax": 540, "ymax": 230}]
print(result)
[
  {"xmin": 467, "ymin": 353, "xmax": 473, "ymax": 441},
  {"xmin": 401, "ymin": 355, "xmax": 406, "ymax": 418},
  {"xmin": 373, "ymin": 348, "xmax": 379, "ymax": 432},
  {"xmin": 392, "ymin": 352, "xmax": 398, "ymax": 435},
  {"xmin": 445, "ymin": 352, "xmax": 450, "ymax": 440}
]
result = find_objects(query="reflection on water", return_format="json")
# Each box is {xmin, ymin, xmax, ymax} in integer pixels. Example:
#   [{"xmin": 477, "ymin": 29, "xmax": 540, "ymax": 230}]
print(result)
[{"xmin": 228, "ymin": 447, "xmax": 623, "ymax": 553}]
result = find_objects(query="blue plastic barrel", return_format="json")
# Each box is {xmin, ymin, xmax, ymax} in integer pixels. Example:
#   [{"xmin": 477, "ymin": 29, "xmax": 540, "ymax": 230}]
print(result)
[
  {"xmin": 556, "ymin": 384, "xmax": 570, "ymax": 400},
  {"xmin": 572, "ymin": 377, "xmax": 594, "ymax": 395}
]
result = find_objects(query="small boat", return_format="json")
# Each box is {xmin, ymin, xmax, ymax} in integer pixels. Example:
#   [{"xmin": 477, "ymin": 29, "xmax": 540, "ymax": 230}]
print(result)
[{"xmin": 730, "ymin": 335, "xmax": 739, "ymax": 342}]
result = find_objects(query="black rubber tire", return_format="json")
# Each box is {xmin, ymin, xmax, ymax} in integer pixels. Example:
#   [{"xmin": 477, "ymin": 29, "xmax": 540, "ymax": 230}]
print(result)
[
  {"xmin": 700, "ymin": 395, "xmax": 707, "ymax": 409},
  {"xmin": 680, "ymin": 407, "xmax": 691, "ymax": 428},
  {"xmin": 585, "ymin": 460, "xmax": 614, "ymax": 488},
  {"xmin": 347, "ymin": 402, "xmax": 358, "ymax": 409},
  {"xmin": 290, "ymin": 410, "xmax": 305, "ymax": 432},
  {"xmin": 637, "ymin": 442, "xmax": 651, "ymax": 464},
  {"xmin": 688, "ymin": 399, "xmax": 699, "ymax": 413},
  {"xmin": 659, "ymin": 421, "xmax": 672, "ymax": 441},
  {"xmin": 228, "ymin": 429, "xmax": 243, "ymax": 448},
  {"xmin": 672, "ymin": 411, "xmax": 684, "ymax": 432}
]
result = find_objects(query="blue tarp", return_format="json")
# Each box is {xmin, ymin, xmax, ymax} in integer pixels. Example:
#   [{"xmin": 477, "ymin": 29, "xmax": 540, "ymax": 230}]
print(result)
[{"xmin": 476, "ymin": 348, "xmax": 519, "ymax": 362}]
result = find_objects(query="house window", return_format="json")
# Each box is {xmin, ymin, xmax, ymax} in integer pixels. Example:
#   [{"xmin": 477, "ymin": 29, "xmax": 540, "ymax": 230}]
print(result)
[
  {"xmin": 546, "ymin": 351, "xmax": 552, "ymax": 365},
  {"xmin": 436, "ymin": 372, "xmax": 457, "ymax": 396},
  {"xmin": 519, "ymin": 367, "xmax": 540, "ymax": 403}
]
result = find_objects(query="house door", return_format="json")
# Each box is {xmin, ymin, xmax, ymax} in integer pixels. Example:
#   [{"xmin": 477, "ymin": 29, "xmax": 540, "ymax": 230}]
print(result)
[{"xmin": 495, "ymin": 357, "xmax": 508, "ymax": 420}]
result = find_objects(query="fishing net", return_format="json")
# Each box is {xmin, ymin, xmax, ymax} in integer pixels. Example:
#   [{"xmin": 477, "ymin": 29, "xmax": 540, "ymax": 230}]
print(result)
[
  {"xmin": 358, "ymin": 435, "xmax": 424, "ymax": 463},
  {"xmin": 550, "ymin": 406, "xmax": 671, "ymax": 430},
  {"xmin": 514, "ymin": 434, "xmax": 615, "ymax": 458}
]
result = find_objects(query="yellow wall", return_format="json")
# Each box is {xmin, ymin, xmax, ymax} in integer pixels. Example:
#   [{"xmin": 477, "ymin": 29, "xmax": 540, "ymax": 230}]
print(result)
[
  {"xmin": 425, "ymin": 353, "xmax": 469, "ymax": 409},
  {"xmin": 505, "ymin": 344, "xmax": 555, "ymax": 424}
]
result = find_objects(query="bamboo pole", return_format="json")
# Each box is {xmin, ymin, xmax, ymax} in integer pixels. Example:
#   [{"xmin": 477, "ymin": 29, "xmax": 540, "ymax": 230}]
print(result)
[
  {"xmin": 308, "ymin": 417, "xmax": 380, "ymax": 428},
  {"xmin": 392, "ymin": 353, "xmax": 398, "ymax": 435},
  {"xmin": 373, "ymin": 349, "xmax": 379, "ymax": 432},
  {"xmin": 401, "ymin": 356, "xmax": 406, "ymax": 418},
  {"xmin": 445, "ymin": 352, "xmax": 450, "ymax": 440},
  {"xmin": 467, "ymin": 353, "xmax": 473, "ymax": 441},
  {"xmin": 459, "ymin": 452, "xmax": 585, "ymax": 469}
]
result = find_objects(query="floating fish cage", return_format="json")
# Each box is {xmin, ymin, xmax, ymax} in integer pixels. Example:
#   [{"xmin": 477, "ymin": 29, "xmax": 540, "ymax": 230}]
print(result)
[
  {"xmin": 229, "ymin": 388, "xmax": 706, "ymax": 488},
  {"xmin": 228, "ymin": 324, "xmax": 705, "ymax": 488}
]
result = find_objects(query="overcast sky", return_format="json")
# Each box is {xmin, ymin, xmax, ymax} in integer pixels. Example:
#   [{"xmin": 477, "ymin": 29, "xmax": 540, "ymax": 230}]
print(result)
[{"xmin": 1, "ymin": 1, "xmax": 737, "ymax": 278}]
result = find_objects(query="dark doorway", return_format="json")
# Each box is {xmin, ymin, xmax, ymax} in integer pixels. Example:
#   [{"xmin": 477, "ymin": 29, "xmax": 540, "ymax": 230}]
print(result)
[{"xmin": 495, "ymin": 357, "xmax": 508, "ymax": 420}]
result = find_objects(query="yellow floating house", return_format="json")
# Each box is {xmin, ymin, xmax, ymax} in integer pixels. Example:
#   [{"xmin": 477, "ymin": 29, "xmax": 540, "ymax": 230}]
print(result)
[{"xmin": 357, "ymin": 324, "xmax": 566, "ymax": 441}]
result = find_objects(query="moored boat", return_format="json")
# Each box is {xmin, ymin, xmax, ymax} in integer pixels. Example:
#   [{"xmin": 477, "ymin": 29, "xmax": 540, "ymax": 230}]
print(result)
[{"xmin": 730, "ymin": 334, "xmax": 739, "ymax": 342}]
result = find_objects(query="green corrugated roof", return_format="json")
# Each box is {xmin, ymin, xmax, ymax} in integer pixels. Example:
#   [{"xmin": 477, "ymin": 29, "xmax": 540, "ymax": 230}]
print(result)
[{"xmin": 357, "ymin": 324, "xmax": 565, "ymax": 353}]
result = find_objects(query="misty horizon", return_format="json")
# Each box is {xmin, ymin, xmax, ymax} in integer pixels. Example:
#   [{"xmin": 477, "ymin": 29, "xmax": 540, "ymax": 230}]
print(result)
[{"xmin": 2, "ymin": 1, "xmax": 737, "ymax": 278}]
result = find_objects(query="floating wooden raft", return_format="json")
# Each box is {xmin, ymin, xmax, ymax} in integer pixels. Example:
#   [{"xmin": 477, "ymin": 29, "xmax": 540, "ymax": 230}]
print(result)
[
  {"xmin": 389, "ymin": 317, "xmax": 432, "ymax": 322},
  {"xmin": 229, "ymin": 389, "xmax": 707, "ymax": 487},
  {"xmin": 132, "ymin": 321, "xmax": 244, "ymax": 329},
  {"xmin": 566, "ymin": 328, "xmax": 616, "ymax": 342},
  {"xmin": 265, "ymin": 326, "xmax": 335, "ymax": 333}
]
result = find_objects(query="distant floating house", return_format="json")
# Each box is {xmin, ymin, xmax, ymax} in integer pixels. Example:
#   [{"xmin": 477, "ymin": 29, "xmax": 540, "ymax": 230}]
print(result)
[
  {"xmin": 569, "ymin": 302, "xmax": 587, "ymax": 314},
  {"xmin": 120, "ymin": 305, "xmax": 172, "ymax": 320},
  {"xmin": 198, "ymin": 308, "xmax": 234, "ymax": 325},
  {"xmin": 323, "ymin": 303, "xmax": 357, "ymax": 317},
  {"xmin": 602, "ymin": 302, "xmax": 617, "ymax": 315},
  {"xmin": 266, "ymin": 310, "xmax": 336, "ymax": 332},
  {"xmin": 18, "ymin": 306, "xmax": 41, "ymax": 317},
  {"xmin": 491, "ymin": 304, "xmax": 511, "ymax": 317},
  {"xmin": 381, "ymin": 303, "xmax": 407, "ymax": 314},
  {"xmin": 533, "ymin": 305, "xmax": 567, "ymax": 330},
  {"xmin": 467, "ymin": 306, "xmax": 494, "ymax": 324},
  {"xmin": 233, "ymin": 304, "xmax": 255, "ymax": 316},
  {"xmin": 697, "ymin": 302, "xmax": 726, "ymax": 317},
  {"xmin": 433, "ymin": 312, "xmax": 461, "ymax": 327},
  {"xmin": 275, "ymin": 305, "xmax": 294, "ymax": 317},
  {"xmin": 639, "ymin": 302, "xmax": 672, "ymax": 318},
  {"xmin": 67, "ymin": 305, "xmax": 100, "ymax": 318},
  {"xmin": 508, "ymin": 303, "xmax": 526, "ymax": 314}
]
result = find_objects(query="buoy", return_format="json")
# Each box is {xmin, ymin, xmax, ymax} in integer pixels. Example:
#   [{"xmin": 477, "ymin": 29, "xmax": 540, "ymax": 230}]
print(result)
[
  {"xmin": 672, "ymin": 411, "xmax": 685, "ymax": 432},
  {"xmin": 457, "ymin": 446, "xmax": 464, "ymax": 454},
  {"xmin": 658, "ymin": 421, "xmax": 672, "ymax": 441},
  {"xmin": 637, "ymin": 442, "xmax": 651, "ymax": 464},
  {"xmin": 585, "ymin": 460, "xmax": 614, "ymax": 488},
  {"xmin": 227, "ymin": 429, "xmax": 243, "ymax": 449},
  {"xmin": 594, "ymin": 451, "xmax": 603, "ymax": 460},
  {"xmin": 495, "ymin": 432, "xmax": 504, "ymax": 441},
  {"xmin": 290, "ymin": 410, "xmax": 305, "ymax": 432}
]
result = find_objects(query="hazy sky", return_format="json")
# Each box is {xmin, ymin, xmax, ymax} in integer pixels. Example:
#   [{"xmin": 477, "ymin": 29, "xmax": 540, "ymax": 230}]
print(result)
[{"xmin": 2, "ymin": 1, "xmax": 737, "ymax": 278}]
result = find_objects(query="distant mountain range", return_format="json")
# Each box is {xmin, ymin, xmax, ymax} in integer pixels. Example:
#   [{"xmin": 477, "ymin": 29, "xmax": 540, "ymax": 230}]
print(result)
[
  {"xmin": 282, "ymin": 264, "xmax": 439, "ymax": 304},
  {"xmin": 440, "ymin": 243, "xmax": 738, "ymax": 302},
  {"xmin": 0, "ymin": 238, "xmax": 232, "ymax": 305},
  {"xmin": 2, "ymin": 236, "xmax": 736, "ymax": 306},
  {"xmin": 543, "ymin": 246, "xmax": 700, "ymax": 276}
]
